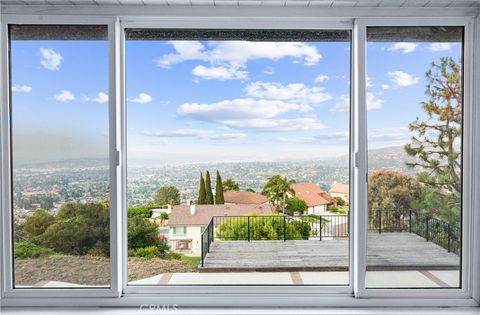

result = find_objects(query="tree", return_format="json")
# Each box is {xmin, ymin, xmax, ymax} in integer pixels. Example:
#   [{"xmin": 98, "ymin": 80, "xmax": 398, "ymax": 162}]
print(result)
[
  {"xmin": 368, "ymin": 169, "xmax": 423, "ymax": 227},
  {"xmin": 197, "ymin": 172, "xmax": 206, "ymax": 205},
  {"xmin": 23, "ymin": 209, "xmax": 55, "ymax": 239},
  {"xmin": 285, "ymin": 197, "xmax": 308, "ymax": 215},
  {"xmin": 127, "ymin": 215, "xmax": 159, "ymax": 250},
  {"xmin": 222, "ymin": 178, "xmax": 239, "ymax": 192},
  {"xmin": 334, "ymin": 197, "xmax": 346, "ymax": 206},
  {"xmin": 261, "ymin": 175, "xmax": 295, "ymax": 214},
  {"xmin": 152, "ymin": 186, "xmax": 180, "ymax": 206},
  {"xmin": 205, "ymin": 171, "xmax": 214, "ymax": 205},
  {"xmin": 404, "ymin": 57, "xmax": 461, "ymax": 209},
  {"xmin": 39, "ymin": 202, "xmax": 110, "ymax": 256},
  {"xmin": 215, "ymin": 170, "xmax": 225, "ymax": 204}
]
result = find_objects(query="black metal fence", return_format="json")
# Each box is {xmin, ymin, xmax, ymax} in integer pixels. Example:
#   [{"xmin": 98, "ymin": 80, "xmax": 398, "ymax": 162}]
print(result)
[
  {"xmin": 201, "ymin": 211, "xmax": 460, "ymax": 267},
  {"xmin": 369, "ymin": 210, "xmax": 461, "ymax": 255}
]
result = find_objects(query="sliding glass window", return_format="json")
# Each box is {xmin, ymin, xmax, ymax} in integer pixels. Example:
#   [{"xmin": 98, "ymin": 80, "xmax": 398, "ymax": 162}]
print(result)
[
  {"xmin": 125, "ymin": 29, "xmax": 352, "ymax": 286},
  {"xmin": 365, "ymin": 26, "xmax": 463, "ymax": 288},
  {"xmin": 9, "ymin": 25, "xmax": 111, "ymax": 288}
]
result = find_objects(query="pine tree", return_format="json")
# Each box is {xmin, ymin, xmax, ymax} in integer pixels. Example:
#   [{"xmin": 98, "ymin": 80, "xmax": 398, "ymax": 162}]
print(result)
[
  {"xmin": 205, "ymin": 171, "xmax": 214, "ymax": 205},
  {"xmin": 197, "ymin": 172, "xmax": 206, "ymax": 205},
  {"xmin": 215, "ymin": 170, "xmax": 225, "ymax": 204}
]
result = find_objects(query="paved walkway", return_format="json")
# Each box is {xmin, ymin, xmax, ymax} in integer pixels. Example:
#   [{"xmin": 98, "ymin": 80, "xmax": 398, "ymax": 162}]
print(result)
[
  {"xmin": 128, "ymin": 270, "xmax": 459, "ymax": 287},
  {"xmin": 201, "ymin": 232, "xmax": 460, "ymax": 271}
]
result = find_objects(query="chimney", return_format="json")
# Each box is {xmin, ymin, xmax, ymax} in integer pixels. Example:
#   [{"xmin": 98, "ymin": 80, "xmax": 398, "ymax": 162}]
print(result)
[{"xmin": 190, "ymin": 204, "xmax": 196, "ymax": 215}]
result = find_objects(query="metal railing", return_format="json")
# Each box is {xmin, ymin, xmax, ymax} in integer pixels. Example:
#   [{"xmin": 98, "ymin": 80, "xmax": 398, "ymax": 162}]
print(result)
[
  {"xmin": 368, "ymin": 210, "xmax": 460, "ymax": 255},
  {"xmin": 200, "ymin": 218, "xmax": 214, "ymax": 267},
  {"xmin": 200, "ymin": 214, "xmax": 349, "ymax": 266},
  {"xmin": 200, "ymin": 210, "xmax": 460, "ymax": 267}
]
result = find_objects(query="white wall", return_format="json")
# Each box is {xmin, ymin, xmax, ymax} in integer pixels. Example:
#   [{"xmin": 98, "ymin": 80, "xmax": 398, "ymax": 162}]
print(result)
[{"xmin": 169, "ymin": 226, "xmax": 203, "ymax": 256}]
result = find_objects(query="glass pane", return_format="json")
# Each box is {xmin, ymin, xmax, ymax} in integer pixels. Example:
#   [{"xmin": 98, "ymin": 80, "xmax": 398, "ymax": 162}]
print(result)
[
  {"xmin": 366, "ymin": 26, "xmax": 463, "ymax": 288},
  {"xmin": 10, "ymin": 25, "xmax": 110, "ymax": 288},
  {"xmin": 126, "ymin": 29, "xmax": 351, "ymax": 286}
]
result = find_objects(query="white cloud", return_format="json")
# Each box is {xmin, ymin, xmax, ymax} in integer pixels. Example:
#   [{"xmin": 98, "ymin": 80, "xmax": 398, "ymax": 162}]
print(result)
[
  {"xmin": 12, "ymin": 84, "xmax": 32, "ymax": 93},
  {"xmin": 330, "ymin": 94, "xmax": 350, "ymax": 113},
  {"xmin": 245, "ymin": 81, "xmax": 332, "ymax": 105},
  {"xmin": 368, "ymin": 127, "xmax": 410, "ymax": 142},
  {"xmin": 39, "ymin": 48, "xmax": 63, "ymax": 71},
  {"xmin": 222, "ymin": 117, "xmax": 325, "ymax": 132},
  {"xmin": 278, "ymin": 131, "xmax": 349, "ymax": 144},
  {"xmin": 92, "ymin": 92, "xmax": 109, "ymax": 104},
  {"xmin": 130, "ymin": 93, "xmax": 152, "ymax": 104},
  {"xmin": 330, "ymin": 93, "xmax": 382, "ymax": 112},
  {"xmin": 178, "ymin": 98, "xmax": 324, "ymax": 132},
  {"xmin": 387, "ymin": 42, "xmax": 417, "ymax": 54},
  {"xmin": 314, "ymin": 74, "xmax": 329, "ymax": 83},
  {"xmin": 157, "ymin": 41, "xmax": 322, "ymax": 68},
  {"xmin": 381, "ymin": 84, "xmax": 391, "ymax": 90},
  {"xmin": 387, "ymin": 71, "xmax": 420, "ymax": 87},
  {"xmin": 263, "ymin": 67, "xmax": 275, "ymax": 75},
  {"xmin": 179, "ymin": 98, "xmax": 304, "ymax": 120},
  {"xmin": 366, "ymin": 75, "xmax": 374, "ymax": 88},
  {"xmin": 192, "ymin": 65, "xmax": 248, "ymax": 80},
  {"xmin": 142, "ymin": 129, "xmax": 245, "ymax": 140},
  {"xmin": 429, "ymin": 43, "xmax": 453, "ymax": 52},
  {"xmin": 367, "ymin": 92, "xmax": 384, "ymax": 110},
  {"xmin": 54, "ymin": 90, "xmax": 75, "ymax": 102}
]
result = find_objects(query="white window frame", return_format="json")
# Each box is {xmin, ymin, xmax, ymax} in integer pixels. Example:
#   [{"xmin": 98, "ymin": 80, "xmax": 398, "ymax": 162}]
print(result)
[
  {"xmin": 0, "ymin": 6, "xmax": 478, "ymax": 309},
  {"xmin": 0, "ymin": 15, "xmax": 122, "ymax": 299}
]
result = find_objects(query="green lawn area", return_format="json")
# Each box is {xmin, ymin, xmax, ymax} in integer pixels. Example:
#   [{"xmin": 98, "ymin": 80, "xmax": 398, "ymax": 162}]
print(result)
[{"xmin": 180, "ymin": 255, "xmax": 201, "ymax": 267}]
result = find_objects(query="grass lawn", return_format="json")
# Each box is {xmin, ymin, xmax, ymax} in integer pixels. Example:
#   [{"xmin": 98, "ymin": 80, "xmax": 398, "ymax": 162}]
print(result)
[
  {"xmin": 179, "ymin": 255, "xmax": 201, "ymax": 267},
  {"xmin": 14, "ymin": 255, "xmax": 198, "ymax": 286}
]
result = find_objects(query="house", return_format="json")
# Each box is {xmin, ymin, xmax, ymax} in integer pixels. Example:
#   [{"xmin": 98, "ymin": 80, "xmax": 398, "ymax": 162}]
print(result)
[
  {"xmin": 224, "ymin": 190, "xmax": 268, "ymax": 205},
  {"xmin": 290, "ymin": 183, "xmax": 337, "ymax": 215},
  {"xmin": 330, "ymin": 183, "xmax": 349, "ymax": 205},
  {"xmin": 168, "ymin": 204, "xmax": 275, "ymax": 256}
]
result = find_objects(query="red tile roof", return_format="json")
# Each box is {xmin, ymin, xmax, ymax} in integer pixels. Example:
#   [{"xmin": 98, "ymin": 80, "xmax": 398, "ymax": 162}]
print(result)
[
  {"xmin": 223, "ymin": 190, "xmax": 268, "ymax": 204},
  {"xmin": 169, "ymin": 204, "xmax": 276, "ymax": 226},
  {"xmin": 291, "ymin": 183, "xmax": 335, "ymax": 207},
  {"xmin": 330, "ymin": 183, "xmax": 349, "ymax": 194}
]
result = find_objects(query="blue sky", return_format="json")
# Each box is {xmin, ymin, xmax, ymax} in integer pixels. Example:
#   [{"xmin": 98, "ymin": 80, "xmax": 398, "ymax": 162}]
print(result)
[{"xmin": 10, "ymin": 36, "xmax": 461, "ymax": 165}]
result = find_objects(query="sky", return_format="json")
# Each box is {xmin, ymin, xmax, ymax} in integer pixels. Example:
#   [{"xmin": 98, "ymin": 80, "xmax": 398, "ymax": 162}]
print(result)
[{"xmin": 10, "ymin": 33, "xmax": 462, "ymax": 165}]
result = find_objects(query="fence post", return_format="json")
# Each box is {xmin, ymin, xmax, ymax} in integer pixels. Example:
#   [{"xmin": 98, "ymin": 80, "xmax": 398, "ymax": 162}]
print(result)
[
  {"xmin": 378, "ymin": 210, "xmax": 382, "ymax": 234},
  {"xmin": 207, "ymin": 223, "xmax": 210, "ymax": 253},
  {"xmin": 409, "ymin": 210, "xmax": 412, "ymax": 233},
  {"xmin": 283, "ymin": 216, "xmax": 286, "ymax": 241},
  {"xmin": 248, "ymin": 216, "xmax": 250, "ymax": 242},
  {"xmin": 319, "ymin": 215, "xmax": 322, "ymax": 241},
  {"xmin": 211, "ymin": 220, "xmax": 214, "ymax": 243},
  {"xmin": 426, "ymin": 215, "xmax": 430, "ymax": 242},
  {"xmin": 447, "ymin": 223, "xmax": 451, "ymax": 252},
  {"xmin": 201, "ymin": 233, "xmax": 204, "ymax": 267}
]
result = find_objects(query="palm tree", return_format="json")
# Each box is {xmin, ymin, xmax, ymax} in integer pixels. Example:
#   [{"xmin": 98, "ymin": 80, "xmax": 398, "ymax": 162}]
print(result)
[{"xmin": 261, "ymin": 175, "xmax": 295, "ymax": 214}]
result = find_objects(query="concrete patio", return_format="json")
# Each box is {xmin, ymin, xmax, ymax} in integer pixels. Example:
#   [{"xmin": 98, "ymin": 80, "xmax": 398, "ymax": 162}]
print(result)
[{"xmin": 200, "ymin": 232, "xmax": 460, "ymax": 272}]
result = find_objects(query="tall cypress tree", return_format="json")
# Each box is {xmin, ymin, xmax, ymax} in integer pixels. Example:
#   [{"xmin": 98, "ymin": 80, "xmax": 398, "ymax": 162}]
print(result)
[
  {"xmin": 205, "ymin": 171, "xmax": 214, "ymax": 205},
  {"xmin": 215, "ymin": 170, "xmax": 225, "ymax": 204},
  {"xmin": 198, "ymin": 172, "xmax": 206, "ymax": 205}
]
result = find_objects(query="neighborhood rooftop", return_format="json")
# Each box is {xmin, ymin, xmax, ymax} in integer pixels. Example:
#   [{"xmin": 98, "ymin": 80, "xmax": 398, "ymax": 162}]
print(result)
[
  {"xmin": 291, "ymin": 183, "xmax": 336, "ymax": 207},
  {"xmin": 224, "ymin": 190, "xmax": 268, "ymax": 205}
]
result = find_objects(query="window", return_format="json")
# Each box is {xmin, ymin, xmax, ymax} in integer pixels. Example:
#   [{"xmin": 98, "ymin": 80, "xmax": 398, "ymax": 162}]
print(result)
[
  {"xmin": 365, "ymin": 26, "xmax": 464, "ymax": 288},
  {"xmin": 8, "ymin": 25, "xmax": 111, "ymax": 288},
  {"xmin": 125, "ymin": 29, "xmax": 352, "ymax": 286},
  {"xmin": 0, "ymin": 12, "xmax": 477, "ymax": 308}
]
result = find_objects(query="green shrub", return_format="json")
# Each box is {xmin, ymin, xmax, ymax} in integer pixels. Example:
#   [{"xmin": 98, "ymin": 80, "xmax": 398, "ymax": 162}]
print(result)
[
  {"xmin": 14, "ymin": 242, "xmax": 54, "ymax": 258},
  {"xmin": 132, "ymin": 246, "xmax": 160, "ymax": 259},
  {"xmin": 163, "ymin": 252, "xmax": 181, "ymax": 260},
  {"xmin": 128, "ymin": 206, "xmax": 153, "ymax": 218}
]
